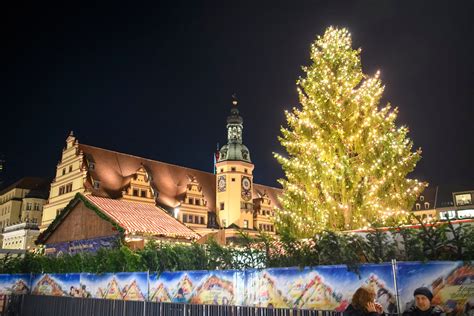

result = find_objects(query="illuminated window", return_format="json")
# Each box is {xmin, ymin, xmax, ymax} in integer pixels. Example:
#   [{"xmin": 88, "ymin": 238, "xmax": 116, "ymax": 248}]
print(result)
[
  {"xmin": 424, "ymin": 202, "xmax": 430, "ymax": 209},
  {"xmin": 243, "ymin": 220, "xmax": 248, "ymax": 229},
  {"xmin": 415, "ymin": 203, "xmax": 420, "ymax": 210},
  {"xmin": 26, "ymin": 203, "xmax": 32, "ymax": 211},
  {"xmin": 34, "ymin": 203, "xmax": 40, "ymax": 211},
  {"xmin": 455, "ymin": 193, "xmax": 472, "ymax": 206}
]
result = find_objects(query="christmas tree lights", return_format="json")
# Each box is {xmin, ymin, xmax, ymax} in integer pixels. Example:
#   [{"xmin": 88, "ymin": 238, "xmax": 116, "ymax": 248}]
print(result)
[{"xmin": 274, "ymin": 27, "xmax": 425, "ymax": 237}]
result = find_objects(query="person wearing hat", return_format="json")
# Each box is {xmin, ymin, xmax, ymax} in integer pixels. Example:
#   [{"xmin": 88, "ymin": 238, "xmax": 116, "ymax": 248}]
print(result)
[{"xmin": 402, "ymin": 287, "xmax": 445, "ymax": 316}]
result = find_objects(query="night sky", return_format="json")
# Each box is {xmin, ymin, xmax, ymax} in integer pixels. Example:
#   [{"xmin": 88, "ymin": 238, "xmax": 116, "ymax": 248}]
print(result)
[{"xmin": 1, "ymin": 1, "xmax": 473, "ymax": 189}]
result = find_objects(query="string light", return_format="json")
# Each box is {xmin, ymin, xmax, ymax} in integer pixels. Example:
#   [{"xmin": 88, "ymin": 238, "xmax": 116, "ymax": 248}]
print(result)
[{"xmin": 273, "ymin": 27, "xmax": 425, "ymax": 237}]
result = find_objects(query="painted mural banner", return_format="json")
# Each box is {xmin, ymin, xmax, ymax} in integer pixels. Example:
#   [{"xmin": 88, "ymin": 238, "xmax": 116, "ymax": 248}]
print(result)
[
  {"xmin": 0, "ymin": 274, "xmax": 30, "ymax": 295},
  {"xmin": 81, "ymin": 272, "xmax": 148, "ymax": 301},
  {"xmin": 397, "ymin": 261, "xmax": 474, "ymax": 315},
  {"xmin": 149, "ymin": 270, "xmax": 245, "ymax": 305},
  {"xmin": 1, "ymin": 261, "xmax": 472, "ymax": 315},
  {"xmin": 245, "ymin": 264, "xmax": 397, "ymax": 312},
  {"xmin": 31, "ymin": 273, "xmax": 80, "ymax": 297},
  {"xmin": 44, "ymin": 235, "xmax": 119, "ymax": 256}
]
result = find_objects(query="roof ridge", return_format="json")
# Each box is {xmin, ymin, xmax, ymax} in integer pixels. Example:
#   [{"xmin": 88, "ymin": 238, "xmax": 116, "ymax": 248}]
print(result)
[{"xmin": 79, "ymin": 143, "xmax": 214, "ymax": 176}]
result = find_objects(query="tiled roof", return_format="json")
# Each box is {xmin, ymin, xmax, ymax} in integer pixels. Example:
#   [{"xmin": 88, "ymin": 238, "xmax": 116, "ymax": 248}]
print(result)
[
  {"xmin": 0, "ymin": 177, "xmax": 50, "ymax": 196},
  {"xmin": 85, "ymin": 195, "xmax": 200, "ymax": 240},
  {"xmin": 78, "ymin": 144, "xmax": 282, "ymax": 212}
]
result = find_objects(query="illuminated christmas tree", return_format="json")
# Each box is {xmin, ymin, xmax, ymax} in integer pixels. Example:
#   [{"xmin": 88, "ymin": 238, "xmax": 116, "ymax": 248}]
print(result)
[{"xmin": 274, "ymin": 27, "xmax": 425, "ymax": 237}]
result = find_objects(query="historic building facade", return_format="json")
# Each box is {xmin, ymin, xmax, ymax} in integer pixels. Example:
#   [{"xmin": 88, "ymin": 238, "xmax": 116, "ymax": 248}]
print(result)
[
  {"xmin": 0, "ymin": 177, "xmax": 49, "ymax": 249},
  {"xmin": 40, "ymin": 101, "xmax": 280, "ymax": 245}
]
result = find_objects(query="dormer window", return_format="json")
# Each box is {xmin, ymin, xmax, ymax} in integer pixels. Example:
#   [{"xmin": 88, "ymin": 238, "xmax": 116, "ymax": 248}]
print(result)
[
  {"xmin": 415, "ymin": 203, "xmax": 421, "ymax": 210},
  {"xmin": 140, "ymin": 190, "xmax": 147, "ymax": 198},
  {"xmin": 424, "ymin": 202, "xmax": 430, "ymax": 209},
  {"xmin": 420, "ymin": 196, "xmax": 424, "ymax": 202},
  {"xmin": 89, "ymin": 162, "xmax": 95, "ymax": 170},
  {"xmin": 93, "ymin": 181, "xmax": 100, "ymax": 189},
  {"xmin": 133, "ymin": 189, "xmax": 139, "ymax": 196},
  {"xmin": 188, "ymin": 198, "xmax": 193, "ymax": 204}
]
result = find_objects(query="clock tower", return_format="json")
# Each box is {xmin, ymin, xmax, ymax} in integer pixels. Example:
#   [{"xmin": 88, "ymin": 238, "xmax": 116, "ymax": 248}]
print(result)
[{"xmin": 215, "ymin": 97, "xmax": 254, "ymax": 229}]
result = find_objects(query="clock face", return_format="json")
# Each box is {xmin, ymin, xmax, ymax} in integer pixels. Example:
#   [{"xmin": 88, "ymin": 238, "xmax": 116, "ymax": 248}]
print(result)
[
  {"xmin": 242, "ymin": 189, "xmax": 252, "ymax": 201},
  {"xmin": 218, "ymin": 175, "xmax": 226, "ymax": 192},
  {"xmin": 242, "ymin": 177, "xmax": 251, "ymax": 190},
  {"xmin": 241, "ymin": 176, "xmax": 252, "ymax": 201}
]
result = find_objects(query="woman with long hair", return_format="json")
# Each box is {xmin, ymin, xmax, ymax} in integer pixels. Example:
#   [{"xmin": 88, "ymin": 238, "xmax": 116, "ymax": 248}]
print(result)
[{"xmin": 344, "ymin": 286, "xmax": 385, "ymax": 316}]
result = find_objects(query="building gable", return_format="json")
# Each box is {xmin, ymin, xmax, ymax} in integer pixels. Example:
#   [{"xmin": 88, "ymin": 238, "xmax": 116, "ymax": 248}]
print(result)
[{"xmin": 43, "ymin": 199, "xmax": 119, "ymax": 244}]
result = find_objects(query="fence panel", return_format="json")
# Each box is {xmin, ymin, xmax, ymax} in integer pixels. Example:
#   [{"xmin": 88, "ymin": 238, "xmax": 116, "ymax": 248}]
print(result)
[{"xmin": 11, "ymin": 295, "xmax": 353, "ymax": 316}]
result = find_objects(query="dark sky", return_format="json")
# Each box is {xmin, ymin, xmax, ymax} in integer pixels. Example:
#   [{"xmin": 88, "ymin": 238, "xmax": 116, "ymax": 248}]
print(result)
[{"xmin": 1, "ymin": 1, "xmax": 473, "ymax": 189}]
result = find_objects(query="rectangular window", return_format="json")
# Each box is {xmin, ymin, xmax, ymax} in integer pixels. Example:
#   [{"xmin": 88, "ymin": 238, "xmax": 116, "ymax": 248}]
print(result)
[
  {"xmin": 182, "ymin": 214, "xmax": 187, "ymax": 223},
  {"xmin": 188, "ymin": 198, "xmax": 193, "ymax": 205},
  {"xmin": 455, "ymin": 193, "xmax": 472, "ymax": 206},
  {"xmin": 62, "ymin": 168, "xmax": 66, "ymax": 175},
  {"xmin": 195, "ymin": 199, "xmax": 200, "ymax": 206},
  {"xmin": 200, "ymin": 217, "xmax": 205, "ymax": 224},
  {"xmin": 65, "ymin": 183, "xmax": 73, "ymax": 193},
  {"xmin": 220, "ymin": 202, "xmax": 225, "ymax": 211},
  {"xmin": 243, "ymin": 220, "xmax": 248, "ymax": 229},
  {"xmin": 34, "ymin": 203, "xmax": 40, "ymax": 211},
  {"xmin": 231, "ymin": 167, "xmax": 236, "ymax": 171},
  {"xmin": 133, "ymin": 189, "xmax": 139, "ymax": 196},
  {"xmin": 69, "ymin": 165, "xmax": 73, "ymax": 172},
  {"xmin": 140, "ymin": 190, "xmax": 147, "ymax": 198},
  {"xmin": 26, "ymin": 203, "xmax": 32, "ymax": 211},
  {"xmin": 231, "ymin": 178, "xmax": 235, "ymax": 182},
  {"xmin": 59, "ymin": 186, "xmax": 65, "ymax": 195},
  {"xmin": 194, "ymin": 216, "xmax": 199, "ymax": 224},
  {"xmin": 189, "ymin": 215, "xmax": 193, "ymax": 223}
]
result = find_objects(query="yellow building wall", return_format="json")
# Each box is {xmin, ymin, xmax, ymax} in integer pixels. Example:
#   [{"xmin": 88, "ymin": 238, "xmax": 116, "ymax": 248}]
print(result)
[
  {"xmin": 215, "ymin": 161, "xmax": 254, "ymax": 228},
  {"xmin": 41, "ymin": 134, "xmax": 86, "ymax": 230},
  {"xmin": 0, "ymin": 188, "xmax": 28, "ymax": 229}
]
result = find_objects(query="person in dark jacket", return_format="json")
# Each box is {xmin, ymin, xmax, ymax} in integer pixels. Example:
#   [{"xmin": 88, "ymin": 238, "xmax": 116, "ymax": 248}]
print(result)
[
  {"xmin": 344, "ymin": 286, "xmax": 385, "ymax": 316},
  {"xmin": 402, "ymin": 287, "xmax": 445, "ymax": 316}
]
